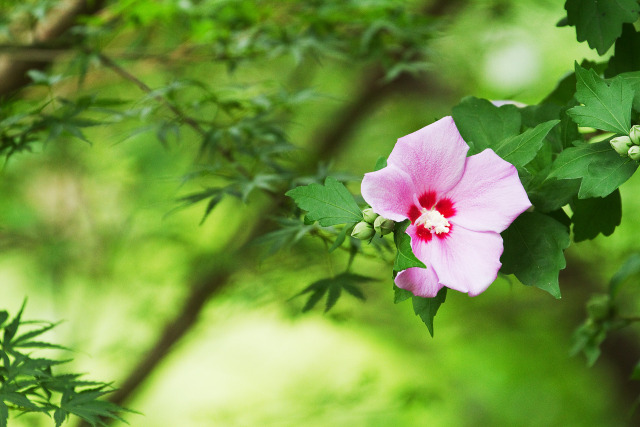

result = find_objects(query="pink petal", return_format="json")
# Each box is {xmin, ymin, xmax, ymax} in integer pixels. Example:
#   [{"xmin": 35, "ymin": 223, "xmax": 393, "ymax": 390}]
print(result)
[
  {"xmin": 361, "ymin": 164, "xmax": 416, "ymax": 222},
  {"xmin": 446, "ymin": 149, "xmax": 531, "ymax": 233},
  {"xmin": 395, "ymin": 266, "xmax": 443, "ymax": 298},
  {"xmin": 430, "ymin": 226, "xmax": 503, "ymax": 296},
  {"xmin": 394, "ymin": 225, "xmax": 442, "ymax": 297},
  {"xmin": 387, "ymin": 116, "xmax": 469, "ymax": 196}
]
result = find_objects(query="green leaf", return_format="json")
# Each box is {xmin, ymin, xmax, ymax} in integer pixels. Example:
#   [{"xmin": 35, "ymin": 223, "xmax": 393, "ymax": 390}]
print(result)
[
  {"xmin": 501, "ymin": 212, "xmax": 571, "ymax": 298},
  {"xmin": 3, "ymin": 300, "xmax": 25, "ymax": 345},
  {"xmin": 286, "ymin": 177, "xmax": 362, "ymax": 226},
  {"xmin": 566, "ymin": 64, "xmax": 633, "ymax": 135},
  {"xmin": 571, "ymin": 189, "xmax": 621, "ymax": 242},
  {"xmin": 632, "ymin": 360, "xmax": 640, "ymax": 381},
  {"xmin": 393, "ymin": 220, "xmax": 426, "ymax": 272},
  {"xmin": 494, "ymin": 120, "xmax": 559, "ymax": 168},
  {"xmin": 54, "ymin": 407, "xmax": 67, "ymax": 427},
  {"xmin": 0, "ymin": 311, "xmax": 8, "ymax": 329},
  {"xmin": 565, "ymin": 0, "xmax": 639, "ymax": 55},
  {"xmin": 328, "ymin": 223, "xmax": 356, "ymax": 252},
  {"xmin": 609, "ymin": 253, "xmax": 640, "ymax": 297},
  {"xmin": 606, "ymin": 24, "xmax": 640, "ymax": 77},
  {"xmin": 393, "ymin": 284, "xmax": 413, "ymax": 304},
  {"xmin": 452, "ymin": 97, "xmax": 521, "ymax": 155},
  {"xmin": 548, "ymin": 140, "xmax": 638, "ymax": 198},
  {"xmin": 374, "ymin": 156, "xmax": 387, "ymax": 171},
  {"xmin": 294, "ymin": 273, "xmax": 372, "ymax": 313},
  {"xmin": 527, "ymin": 175, "xmax": 581, "ymax": 212},
  {"xmin": 0, "ymin": 402, "xmax": 6, "ymax": 427},
  {"xmin": 411, "ymin": 287, "xmax": 447, "ymax": 338}
]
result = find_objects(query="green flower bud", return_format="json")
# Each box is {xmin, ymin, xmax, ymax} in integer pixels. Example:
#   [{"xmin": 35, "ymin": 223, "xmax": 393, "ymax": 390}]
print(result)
[
  {"xmin": 629, "ymin": 145, "xmax": 640, "ymax": 161},
  {"xmin": 373, "ymin": 216, "xmax": 395, "ymax": 235},
  {"xmin": 630, "ymin": 125, "xmax": 640, "ymax": 145},
  {"xmin": 362, "ymin": 207, "xmax": 379, "ymax": 224},
  {"xmin": 351, "ymin": 221, "xmax": 375, "ymax": 240},
  {"xmin": 610, "ymin": 136, "xmax": 633, "ymax": 156}
]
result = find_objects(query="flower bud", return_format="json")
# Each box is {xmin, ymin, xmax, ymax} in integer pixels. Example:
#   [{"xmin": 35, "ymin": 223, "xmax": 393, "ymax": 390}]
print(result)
[
  {"xmin": 351, "ymin": 221, "xmax": 375, "ymax": 240},
  {"xmin": 630, "ymin": 125, "xmax": 640, "ymax": 145},
  {"xmin": 362, "ymin": 207, "xmax": 379, "ymax": 224},
  {"xmin": 373, "ymin": 216, "xmax": 394, "ymax": 235},
  {"xmin": 629, "ymin": 145, "xmax": 640, "ymax": 161},
  {"xmin": 610, "ymin": 136, "xmax": 633, "ymax": 156}
]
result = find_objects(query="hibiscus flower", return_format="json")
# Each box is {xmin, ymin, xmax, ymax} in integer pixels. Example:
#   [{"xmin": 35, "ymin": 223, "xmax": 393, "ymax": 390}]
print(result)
[{"xmin": 361, "ymin": 116, "xmax": 531, "ymax": 297}]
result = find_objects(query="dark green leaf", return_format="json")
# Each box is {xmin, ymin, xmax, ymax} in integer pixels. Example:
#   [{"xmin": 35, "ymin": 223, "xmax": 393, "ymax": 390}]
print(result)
[
  {"xmin": 501, "ymin": 212, "xmax": 571, "ymax": 298},
  {"xmin": 286, "ymin": 177, "xmax": 362, "ymax": 226},
  {"xmin": 295, "ymin": 273, "xmax": 373, "ymax": 312},
  {"xmin": 393, "ymin": 220, "xmax": 425, "ymax": 272},
  {"xmin": 54, "ymin": 407, "xmax": 67, "ymax": 427},
  {"xmin": 565, "ymin": 0, "xmax": 639, "ymax": 55},
  {"xmin": 411, "ymin": 287, "xmax": 447, "ymax": 337},
  {"xmin": 571, "ymin": 189, "xmax": 621, "ymax": 242},
  {"xmin": 393, "ymin": 284, "xmax": 413, "ymax": 304},
  {"xmin": 494, "ymin": 120, "xmax": 559, "ymax": 168},
  {"xmin": 3, "ymin": 300, "xmax": 25, "ymax": 345},
  {"xmin": 606, "ymin": 24, "xmax": 640, "ymax": 77},
  {"xmin": 0, "ymin": 402, "xmax": 6, "ymax": 427},
  {"xmin": 566, "ymin": 64, "xmax": 633, "ymax": 135},
  {"xmin": 527, "ymin": 176, "xmax": 581, "ymax": 212},
  {"xmin": 548, "ymin": 140, "xmax": 638, "ymax": 198},
  {"xmin": 0, "ymin": 312, "xmax": 8, "ymax": 329},
  {"xmin": 452, "ymin": 97, "xmax": 521, "ymax": 155}
]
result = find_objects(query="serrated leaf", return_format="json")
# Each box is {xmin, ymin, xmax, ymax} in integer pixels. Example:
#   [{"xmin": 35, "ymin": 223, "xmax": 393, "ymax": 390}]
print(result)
[
  {"xmin": 295, "ymin": 273, "xmax": 373, "ymax": 313},
  {"xmin": 393, "ymin": 220, "xmax": 425, "ymax": 272},
  {"xmin": 54, "ymin": 407, "xmax": 67, "ymax": 427},
  {"xmin": 566, "ymin": 64, "xmax": 633, "ymax": 135},
  {"xmin": 0, "ymin": 312, "xmax": 8, "ymax": 329},
  {"xmin": 494, "ymin": 120, "xmax": 559, "ymax": 168},
  {"xmin": 286, "ymin": 177, "xmax": 362, "ymax": 226},
  {"xmin": 452, "ymin": 97, "xmax": 521, "ymax": 155},
  {"xmin": 501, "ymin": 212, "xmax": 570, "ymax": 298},
  {"xmin": 411, "ymin": 287, "xmax": 447, "ymax": 337},
  {"xmin": 3, "ymin": 300, "xmax": 26, "ymax": 345},
  {"xmin": 548, "ymin": 140, "xmax": 637, "ymax": 198},
  {"xmin": 571, "ymin": 189, "xmax": 621, "ymax": 242},
  {"xmin": 565, "ymin": 0, "xmax": 639, "ymax": 55}
]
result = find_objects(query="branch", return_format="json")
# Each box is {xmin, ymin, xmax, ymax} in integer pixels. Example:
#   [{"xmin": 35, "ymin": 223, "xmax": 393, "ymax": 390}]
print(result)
[{"xmin": 0, "ymin": 0, "xmax": 106, "ymax": 96}]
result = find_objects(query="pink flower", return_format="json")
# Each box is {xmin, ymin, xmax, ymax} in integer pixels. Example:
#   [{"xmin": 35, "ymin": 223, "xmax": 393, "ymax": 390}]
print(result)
[{"xmin": 362, "ymin": 116, "xmax": 531, "ymax": 297}]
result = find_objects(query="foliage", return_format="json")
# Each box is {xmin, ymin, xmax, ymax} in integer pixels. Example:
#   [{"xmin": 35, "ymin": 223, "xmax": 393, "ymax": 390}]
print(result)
[
  {"xmin": 0, "ymin": 302, "xmax": 127, "ymax": 427},
  {"xmin": 5, "ymin": 0, "xmax": 640, "ymax": 423}
]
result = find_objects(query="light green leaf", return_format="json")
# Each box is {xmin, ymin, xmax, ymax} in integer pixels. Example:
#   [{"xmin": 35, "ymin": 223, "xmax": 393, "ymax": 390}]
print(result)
[
  {"xmin": 565, "ymin": 0, "xmax": 639, "ymax": 55},
  {"xmin": 494, "ymin": 120, "xmax": 559, "ymax": 168},
  {"xmin": 412, "ymin": 287, "xmax": 447, "ymax": 338},
  {"xmin": 571, "ymin": 189, "xmax": 621, "ymax": 242},
  {"xmin": 393, "ymin": 220, "xmax": 426, "ymax": 272},
  {"xmin": 566, "ymin": 64, "xmax": 633, "ymax": 135},
  {"xmin": 501, "ymin": 212, "xmax": 571, "ymax": 298},
  {"xmin": 548, "ymin": 140, "xmax": 637, "ymax": 198},
  {"xmin": 286, "ymin": 176, "xmax": 362, "ymax": 226}
]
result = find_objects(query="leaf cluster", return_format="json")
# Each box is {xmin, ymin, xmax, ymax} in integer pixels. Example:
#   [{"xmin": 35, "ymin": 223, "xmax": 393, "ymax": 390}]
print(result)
[{"xmin": 0, "ymin": 302, "xmax": 129, "ymax": 427}]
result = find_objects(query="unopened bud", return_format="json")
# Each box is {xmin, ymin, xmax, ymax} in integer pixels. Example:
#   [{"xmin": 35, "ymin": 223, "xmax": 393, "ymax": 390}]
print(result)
[
  {"xmin": 610, "ymin": 136, "xmax": 633, "ymax": 156},
  {"xmin": 630, "ymin": 125, "xmax": 640, "ymax": 145},
  {"xmin": 351, "ymin": 221, "xmax": 375, "ymax": 240},
  {"xmin": 374, "ymin": 216, "xmax": 395, "ymax": 235},
  {"xmin": 362, "ymin": 207, "xmax": 379, "ymax": 224},
  {"xmin": 629, "ymin": 145, "xmax": 640, "ymax": 161}
]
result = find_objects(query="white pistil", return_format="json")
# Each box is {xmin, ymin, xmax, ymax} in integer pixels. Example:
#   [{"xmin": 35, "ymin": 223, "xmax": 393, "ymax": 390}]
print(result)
[{"xmin": 415, "ymin": 208, "xmax": 450, "ymax": 234}]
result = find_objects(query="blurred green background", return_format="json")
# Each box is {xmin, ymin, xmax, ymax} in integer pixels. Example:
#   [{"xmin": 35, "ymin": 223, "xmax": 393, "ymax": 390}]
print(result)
[{"xmin": 1, "ymin": 0, "xmax": 638, "ymax": 426}]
